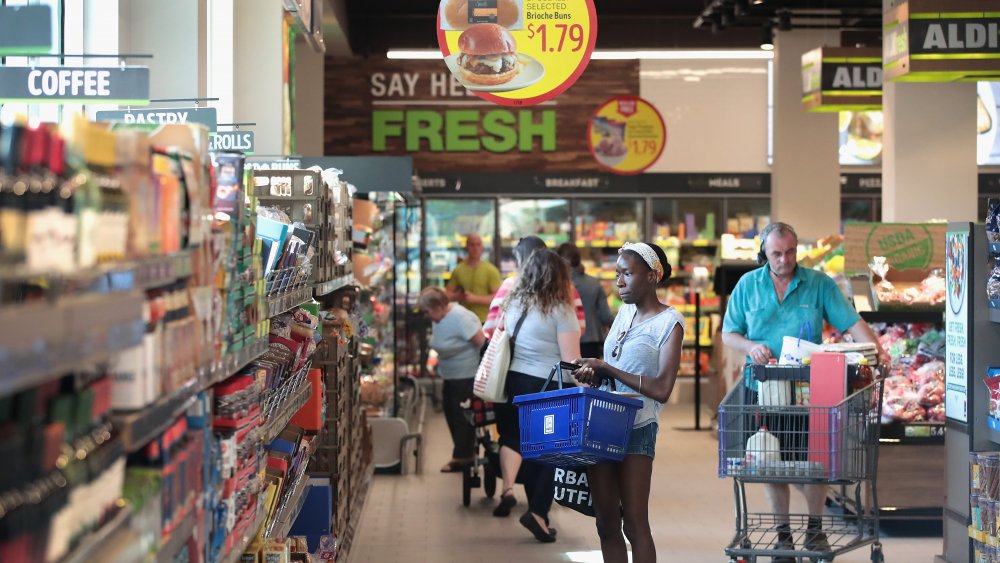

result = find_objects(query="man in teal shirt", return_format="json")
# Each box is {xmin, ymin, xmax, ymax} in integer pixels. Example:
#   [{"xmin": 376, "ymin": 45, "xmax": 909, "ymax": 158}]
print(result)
[{"xmin": 722, "ymin": 222, "xmax": 884, "ymax": 562}]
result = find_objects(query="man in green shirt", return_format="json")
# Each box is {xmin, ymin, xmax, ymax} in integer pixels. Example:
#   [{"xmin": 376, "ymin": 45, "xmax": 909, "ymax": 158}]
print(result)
[
  {"xmin": 722, "ymin": 222, "xmax": 885, "ymax": 562},
  {"xmin": 445, "ymin": 234, "xmax": 501, "ymax": 323}
]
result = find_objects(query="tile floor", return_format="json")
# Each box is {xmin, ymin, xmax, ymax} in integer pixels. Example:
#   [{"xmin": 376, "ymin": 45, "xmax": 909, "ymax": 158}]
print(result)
[{"xmin": 349, "ymin": 403, "xmax": 942, "ymax": 563}]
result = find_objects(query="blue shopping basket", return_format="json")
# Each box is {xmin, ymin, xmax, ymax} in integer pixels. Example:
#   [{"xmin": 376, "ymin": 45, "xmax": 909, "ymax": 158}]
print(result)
[{"xmin": 512, "ymin": 363, "xmax": 643, "ymax": 466}]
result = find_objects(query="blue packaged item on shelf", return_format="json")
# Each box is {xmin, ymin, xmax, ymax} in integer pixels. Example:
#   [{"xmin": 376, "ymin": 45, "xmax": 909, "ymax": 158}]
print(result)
[{"xmin": 288, "ymin": 477, "xmax": 333, "ymax": 553}]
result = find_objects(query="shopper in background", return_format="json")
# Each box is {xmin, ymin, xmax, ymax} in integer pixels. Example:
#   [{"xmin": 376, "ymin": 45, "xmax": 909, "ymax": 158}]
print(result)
[
  {"xmin": 721, "ymin": 222, "xmax": 885, "ymax": 562},
  {"xmin": 483, "ymin": 236, "xmax": 585, "ymax": 339},
  {"xmin": 573, "ymin": 242, "xmax": 684, "ymax": 563},
  {"xmin": 557, "ymin": 242, "xmax": 613, "ymax": 358},
  {"xmin": 492, "ymin": 249, "xmax": 581, "ymax": 543},
  {"xmin": 445, "ymin": 233, "xmax": 502, "ymax": 323},
  {"xmin": 418, "ymin": 287, "xmax": 485, "ymax": 473}
]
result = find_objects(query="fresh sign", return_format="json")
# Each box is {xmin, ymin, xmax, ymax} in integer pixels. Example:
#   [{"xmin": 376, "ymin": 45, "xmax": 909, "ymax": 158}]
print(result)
[{"xmin": 0, "ymin": 66, "xmax": 149, "ymax": 104}]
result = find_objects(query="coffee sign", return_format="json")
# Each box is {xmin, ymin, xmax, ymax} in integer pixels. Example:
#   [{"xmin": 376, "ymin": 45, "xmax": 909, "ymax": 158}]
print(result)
[
  {"xmin": 884, "ymin": 0, "xmax": 1000, "ymax": 82},
  {"xmin": 802, "ymin": 47, "xmax": 882, "ymax": 112},
  {"xmin": 0, "ymin": 66, "xmax": 150, "ymax": 104}
]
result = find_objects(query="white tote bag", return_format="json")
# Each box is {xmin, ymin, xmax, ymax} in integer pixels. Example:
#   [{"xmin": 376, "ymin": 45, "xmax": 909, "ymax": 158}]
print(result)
[
  {"xmin": 473, "ymin": 313, "xmax": 526, "ymax": 403},
  {"xmin": 778, "ymin": 322, "xmax": 822, "ymax": 365}
]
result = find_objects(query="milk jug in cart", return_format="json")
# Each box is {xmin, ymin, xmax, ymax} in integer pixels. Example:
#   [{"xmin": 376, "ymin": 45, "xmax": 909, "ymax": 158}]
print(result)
[{"xmin": 745, "ymin": 426, "xmax": 780, "ymax": 471}]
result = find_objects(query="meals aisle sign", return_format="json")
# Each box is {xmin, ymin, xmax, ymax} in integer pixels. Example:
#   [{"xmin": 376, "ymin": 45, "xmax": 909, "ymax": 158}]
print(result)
[{"xmin": 324, "ymin": 57, "xmax": 638, "ymax": 172}]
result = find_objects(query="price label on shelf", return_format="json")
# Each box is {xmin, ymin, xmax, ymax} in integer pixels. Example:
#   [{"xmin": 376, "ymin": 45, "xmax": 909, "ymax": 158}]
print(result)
[
  {"xmin": 437, "ymin": 0, "xmax": 597, "ymax": 106},
  {"xmin": 588, "ymin": 96, "xmax": 667, "ymax": 175}
]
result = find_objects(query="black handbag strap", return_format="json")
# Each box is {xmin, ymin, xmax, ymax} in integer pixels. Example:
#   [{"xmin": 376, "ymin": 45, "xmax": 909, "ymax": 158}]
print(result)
[{"xmin": 508, "ymin": 313, "xmax": 527, "ymax": 350}]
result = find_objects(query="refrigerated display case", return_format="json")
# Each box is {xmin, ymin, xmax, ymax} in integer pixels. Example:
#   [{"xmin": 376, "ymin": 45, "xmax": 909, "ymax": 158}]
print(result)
[
  {"xmin": 498, "ymin": 198, "xmax": 571, "ymax": 276},
  {"xmin": 574, "ymin": 198, "xmax": 644, "ymax": 290},
  {"xmin": 422, "ymin": 198, "xmax": 496, "ymax": 287},
  {"xmin": 724, "ymin": 198, "xmax": 770, "ymax": 238},
  {"xmin": 842, "ymin": 197, "xmax": 881, "ymax": 223}
]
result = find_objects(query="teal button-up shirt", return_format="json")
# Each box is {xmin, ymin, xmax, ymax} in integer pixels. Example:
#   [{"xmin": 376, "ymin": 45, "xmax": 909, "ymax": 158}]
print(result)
[{"xmin": 722, "ymin": 265, "xmax": 861, "ymax": 360}]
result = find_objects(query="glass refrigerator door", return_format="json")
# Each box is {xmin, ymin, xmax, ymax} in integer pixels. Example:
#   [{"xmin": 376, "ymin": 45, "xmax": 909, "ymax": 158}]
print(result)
[
  {"xmin": 498, "ymin": 198, "xmax": 571, "ymax": 276},
  {"xmin": 574, "ymin": 199, "xmax": 645, "ymax": 311},
  {"xmin": 651, "ymin": 198, "xmax": 722, "ymax": 295},
  {"xmin": 423, "ymin": 199, "xmax": 496, "ymax": 287},
  {"xmin": 725, "ymin": 198, "xmax": 771, "ymax": 238}
]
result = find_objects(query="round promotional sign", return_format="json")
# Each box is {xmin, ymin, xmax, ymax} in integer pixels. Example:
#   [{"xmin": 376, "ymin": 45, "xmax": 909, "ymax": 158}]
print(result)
[
  {"xmin": 437, "ymin": 0, "xmax": 597, "ymax": 107},
  {"xmin": 588, "ymin": 96, "xmax": 667, "ymax": 175}
]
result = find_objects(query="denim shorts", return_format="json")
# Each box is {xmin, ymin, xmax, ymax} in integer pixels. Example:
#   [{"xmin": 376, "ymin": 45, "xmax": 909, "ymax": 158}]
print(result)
[{"xmin": 626, "ymin": 422, "xmax": 658, "ymax": 458}]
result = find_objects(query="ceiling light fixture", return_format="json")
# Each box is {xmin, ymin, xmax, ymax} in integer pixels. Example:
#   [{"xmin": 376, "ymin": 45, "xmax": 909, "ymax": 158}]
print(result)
[
  {"xmin": 760, "ymin": 25, "xmax": 775, "ymax": 51},
  {"xmin": 386, "ymin": 49, "xmax": 775, "ymax": 60},
  {"xmin": 778, "ymin": 10, "xmax": 792, "ymax": 32},
  {"xmin": 752, "ymin": 0, "xmax": 764, "ymax": 5}
]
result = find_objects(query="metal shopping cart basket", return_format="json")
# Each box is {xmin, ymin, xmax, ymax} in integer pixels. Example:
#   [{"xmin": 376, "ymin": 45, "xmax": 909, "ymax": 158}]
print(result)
[{"xmin": 717, "ymin": 363, "xmax": 885, "ymax": 563}]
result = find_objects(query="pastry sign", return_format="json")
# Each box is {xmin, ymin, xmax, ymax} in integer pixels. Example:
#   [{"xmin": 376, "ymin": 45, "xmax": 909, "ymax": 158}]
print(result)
[{"xmin": 96, "ymin": 107, "xmax": 218, "ymax": 131}]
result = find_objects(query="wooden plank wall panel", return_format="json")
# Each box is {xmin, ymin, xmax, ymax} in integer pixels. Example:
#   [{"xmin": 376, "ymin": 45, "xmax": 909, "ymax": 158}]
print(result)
[{"xmin": 323, "ymin": 58, "xmax": 639, "ymax": 173}]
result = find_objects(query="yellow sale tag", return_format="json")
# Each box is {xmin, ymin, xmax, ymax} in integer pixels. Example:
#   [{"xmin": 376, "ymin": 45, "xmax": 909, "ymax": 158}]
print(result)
[
  {"xmin": 588, "ymin": 96, "xmax": 667, "ymax": 175},
  {"xmin": 437, "ymin": 0, "xmax": 597, "ymax": 106}
]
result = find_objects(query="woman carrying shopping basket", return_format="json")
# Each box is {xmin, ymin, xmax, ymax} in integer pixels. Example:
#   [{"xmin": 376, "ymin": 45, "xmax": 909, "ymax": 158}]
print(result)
[
  {"xmin": 492, "ymin": 249, "xmax": 581, "ymax": 542},
  {"xmin": 573, "ymin": 242, "xmax": 685, "ymax": 563}
]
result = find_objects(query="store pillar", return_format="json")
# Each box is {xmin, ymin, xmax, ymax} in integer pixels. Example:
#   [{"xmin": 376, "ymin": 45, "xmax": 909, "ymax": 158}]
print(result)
[
  {"xmin": 881, "ymin": 81, "xmax": 978, "ymax": 222},
  {"xmin": 234, "ymin": 0, "xmax": 287, "ymax": 156},
  {"xmin": 772, "ymin": 30, "xmax": 841, "ymax": 240}
]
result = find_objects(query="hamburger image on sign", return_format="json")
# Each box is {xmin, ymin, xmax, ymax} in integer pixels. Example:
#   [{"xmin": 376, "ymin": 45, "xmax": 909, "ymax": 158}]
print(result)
[{"xmin": 456, "ymin": 23, "xmax": 519, "ymax": 86}]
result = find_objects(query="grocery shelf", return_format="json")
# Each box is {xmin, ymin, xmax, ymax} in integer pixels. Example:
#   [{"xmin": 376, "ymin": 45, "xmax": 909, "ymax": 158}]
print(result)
[
  {"xmin": 220, "ymin": 507, "xmax": 266, "ymax": 563},
  {"xmin": 988, "ymin": 417, "xmax": 1000, "ymax": 446},
  {"xmin": 262, "ymin": 379, "xmax": 313, "ymax": 443},
  {"xmin": 264, "ymin": 456, "xmax": 313, "ymax": 541},
  {"xmin": 338, "ymin": 460, "xmax": 375, "ymax": 563},
  {"xmin": 990, "ymin": 308, "xmax": 1000, "ymax": 325},
  {"xmin": 314, "ymin": 274, "xmax": 356, "ymax": 296},
  {"xmin": 879, "ymin": 422, "xmax": 945, "ymax": 445},
  {"xmin": 59, "ymin": 505, "xmax": 133, "ymax": 563},
  {"xmin": 155, "ymin": 508, "xmax": 197, "ymax": 563},
  {"xmin": 199, "ymin": 337, "xmax": 270, "ymax": 389},
  {"xmin": 860, "ymin": 309, "xmax": 944, "ymax": 325},
  {"xmin": 0, "ymin": 251, "xmax": 192, "ymax": 294},
  {"xmin": 0, "ymin": 292, "xmax": 146, "ymax": 397},
  {"xmin": 267, "ymin": 284, "xmax": 313, "ymax": 317},
  {"xmin": 134, "ymin": 251, "xmax": 194, "ymax": 290},
  {"xmin": 114, "ymin": 379, "xmax": 200, "ymax": 454}
]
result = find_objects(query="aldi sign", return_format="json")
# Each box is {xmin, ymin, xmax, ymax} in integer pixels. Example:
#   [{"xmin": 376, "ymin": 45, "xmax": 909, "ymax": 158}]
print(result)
[
  {"xmin": 884, "ymin": 0, "xmax": 1000, "ymax": 82},
  {"xmin": 802, "ymin": 47, "xmax": 882, "ymax": 112}
]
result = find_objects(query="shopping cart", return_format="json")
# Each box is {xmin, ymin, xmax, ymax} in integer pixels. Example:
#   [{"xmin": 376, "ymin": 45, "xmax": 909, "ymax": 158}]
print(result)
[
  {"xmin": 459, "ymin": 396, "xmax": 500, "ymax": 507},
  {"xmin": 717, "ymin": 363, "xmax": 884, "ymax": 563}
]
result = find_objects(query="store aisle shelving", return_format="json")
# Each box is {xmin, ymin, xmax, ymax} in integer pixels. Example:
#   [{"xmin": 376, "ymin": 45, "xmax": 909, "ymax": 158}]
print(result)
[{"xmin": 350, "ymin": 401, "xmax": 941, "ymax": 563}]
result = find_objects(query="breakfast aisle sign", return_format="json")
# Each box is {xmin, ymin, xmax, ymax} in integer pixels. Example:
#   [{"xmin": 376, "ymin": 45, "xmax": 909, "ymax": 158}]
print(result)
[
  {"xmin": 437, "ymin": 0, "xmax": 597, "ymax": 106},
  {"xmin": 588, "ymin": 96, "xmax": 666, "ymax": 175}
]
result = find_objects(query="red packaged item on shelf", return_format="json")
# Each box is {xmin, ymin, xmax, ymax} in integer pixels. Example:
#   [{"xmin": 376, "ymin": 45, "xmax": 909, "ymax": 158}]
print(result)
[{"xmin": 290, "ymin": 368, "xmax": 324, "ymax": 432}]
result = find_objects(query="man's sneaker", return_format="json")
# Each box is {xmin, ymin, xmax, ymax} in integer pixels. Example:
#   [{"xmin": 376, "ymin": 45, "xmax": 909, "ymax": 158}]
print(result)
[
  {"xmin": 771, "ymin": 534, "xmax": 796, "ymax": 563},
  {"xmin": 804, "ymin": 530, "xmax": 832, "ymax": 553}
]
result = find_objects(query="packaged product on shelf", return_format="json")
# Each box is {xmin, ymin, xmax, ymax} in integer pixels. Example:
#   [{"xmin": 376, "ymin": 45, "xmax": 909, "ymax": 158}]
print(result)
[
  {"xmin": 987, "ymin": 198, "xmax": 1000, "ymax": 243},
  {"xmin": 868, "ymin": 260, "xmax": 946, "ymax": 309},
  {"xmin": 874, "ymin": 323, "xmax": 946, "ymax": 423}
]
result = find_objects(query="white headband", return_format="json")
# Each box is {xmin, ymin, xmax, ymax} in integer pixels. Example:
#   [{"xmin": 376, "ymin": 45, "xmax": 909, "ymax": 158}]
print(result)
[{"xmin": 619, "ymin": 242, "xmax": 664, "ymax": 282}]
